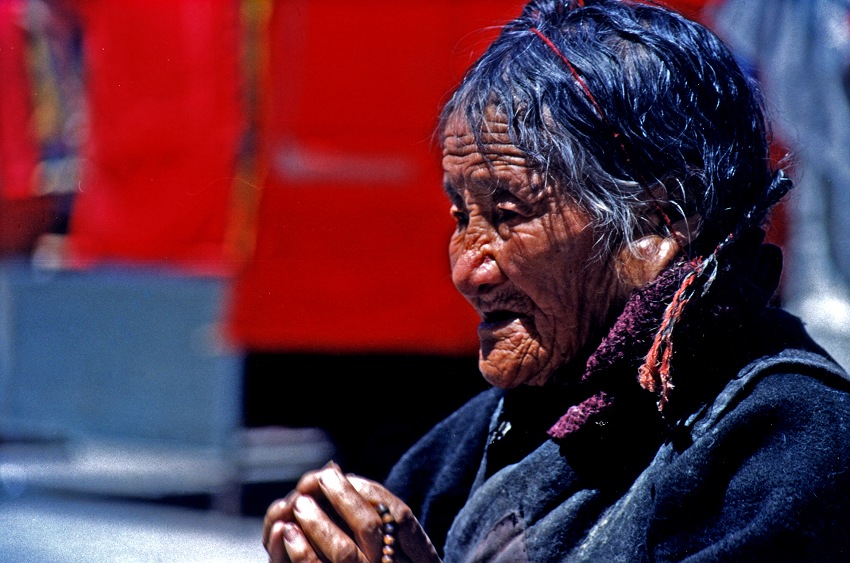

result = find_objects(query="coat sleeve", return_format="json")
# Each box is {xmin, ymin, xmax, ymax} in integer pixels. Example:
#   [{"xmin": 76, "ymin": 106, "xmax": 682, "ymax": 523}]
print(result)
[
  {"xmin": 384, "ymin": 387, "xmax": 502, "ymax": 557},
  {"xmin": 647, "ymin": 371, "xmax": 850, "ymax": 562}
]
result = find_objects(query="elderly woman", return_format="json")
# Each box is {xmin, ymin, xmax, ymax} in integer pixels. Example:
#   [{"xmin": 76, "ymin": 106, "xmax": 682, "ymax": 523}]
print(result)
[{"xmin": 263, "ymin": 1, "xmax": 850, "ymax": 561}]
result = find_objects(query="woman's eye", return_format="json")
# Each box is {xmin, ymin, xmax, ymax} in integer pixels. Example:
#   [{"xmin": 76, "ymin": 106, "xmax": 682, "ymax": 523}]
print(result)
[
  {"xmin": 494, "ymin": 205, "xmax": 522, "ymax": 223},
  {"xmin": 450, "ymin": 205, "xmax": 469, "ymax": 226}
]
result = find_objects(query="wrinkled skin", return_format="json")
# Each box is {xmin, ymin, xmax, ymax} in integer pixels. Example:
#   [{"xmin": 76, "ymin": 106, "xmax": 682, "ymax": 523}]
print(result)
[
  {"xmin": 263, "ymin": 111, "xmax": 653, "ymax": 563},
  {"xmin": 263, "ymin": 462, "xmax": 440, "ymax": 563},
  {"xmin": 443, "ymin": 110, "xmax": 633, "ymax": 388}
]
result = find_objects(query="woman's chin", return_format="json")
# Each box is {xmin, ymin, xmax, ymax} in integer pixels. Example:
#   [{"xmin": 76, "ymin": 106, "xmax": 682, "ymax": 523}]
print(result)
[{"xmin": 478, "ymin": 350, "xmax": 552, "ymax": 389}]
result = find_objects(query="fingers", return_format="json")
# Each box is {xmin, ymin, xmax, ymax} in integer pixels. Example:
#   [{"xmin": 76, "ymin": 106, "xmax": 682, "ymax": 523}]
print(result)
[
  {"xmin": 295, "ymin": 469, "xmax": 323, "ymax": 495},
  {"xmin": 316, "ymin": 464, "xmax": 385, "ymax": 562},
  {"xmin": 266, "ymin": 520, "xmax": 292, "ymax": 563},
  {"xmin": 349, "ymin": 476, "xmax": 442, "ymax": 563},
  {"xmin": 278, "ymin": 521, "xmax": 323, "ymax": 563},
  {"xmin": 264, "ymin": 463, "xmax": 441, "ymax": 563},
  {"xmin": 267, "ymin": 491, "xmax": 372, "ymax": 563},
  {"xmin": 264, "ymin": 490, "xmax": 296, "ymax": 556},
  {"xmin": 291, "ymin": 494, "xmax": 370, "ymax": 563},
  {"xmin": 263, "ymin": 467, "xmax": 326, "ymax": 549}
]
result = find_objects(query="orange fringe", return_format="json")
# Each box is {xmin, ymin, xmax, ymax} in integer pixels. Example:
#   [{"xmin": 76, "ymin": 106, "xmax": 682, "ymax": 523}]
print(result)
[{"xmin": 638, "ymin": 265, "xmax": 700, "ymax": 410}]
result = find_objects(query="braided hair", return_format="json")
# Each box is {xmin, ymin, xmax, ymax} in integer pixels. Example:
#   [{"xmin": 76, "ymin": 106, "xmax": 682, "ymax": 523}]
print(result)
[{"xmin": 441, "ymin": 0, "xmax": 792, "ymax": 408}]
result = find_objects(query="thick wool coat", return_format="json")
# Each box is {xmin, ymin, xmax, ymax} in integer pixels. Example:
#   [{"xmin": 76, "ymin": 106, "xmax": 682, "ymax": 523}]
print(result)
[{"xmin": 386, "ymin": 309, "xmax": 850, "ymax": 562}]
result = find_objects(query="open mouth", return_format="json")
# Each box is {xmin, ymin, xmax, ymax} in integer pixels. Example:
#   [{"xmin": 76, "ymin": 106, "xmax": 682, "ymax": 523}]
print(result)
[{"xmin": 480, "ymin": 309, "xmax": 523, "ymax": 327}]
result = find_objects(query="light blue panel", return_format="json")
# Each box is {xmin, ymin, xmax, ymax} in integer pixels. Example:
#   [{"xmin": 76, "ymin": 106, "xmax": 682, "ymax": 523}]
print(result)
[{"xmin": 0, "ymin": 263, "xmax": 242, "ymax": 447}]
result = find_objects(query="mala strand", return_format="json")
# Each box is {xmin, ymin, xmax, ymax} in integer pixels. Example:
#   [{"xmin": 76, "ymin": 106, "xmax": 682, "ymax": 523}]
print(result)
[{"xmin": 376, "ymin": 503, "xmax": 397, "ymax": 563}]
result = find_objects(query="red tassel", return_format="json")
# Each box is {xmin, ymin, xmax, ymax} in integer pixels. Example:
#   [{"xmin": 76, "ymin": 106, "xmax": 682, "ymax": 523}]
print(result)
[{"xmin": 638, "ymin": 262, "xmax": 701, "ymax": 409}]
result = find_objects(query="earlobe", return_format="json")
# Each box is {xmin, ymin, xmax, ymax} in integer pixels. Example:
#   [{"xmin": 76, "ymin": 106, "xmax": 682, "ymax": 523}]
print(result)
[{"xmin": 617, "ymin": 235, "xmax": 682, "ymax": 288}]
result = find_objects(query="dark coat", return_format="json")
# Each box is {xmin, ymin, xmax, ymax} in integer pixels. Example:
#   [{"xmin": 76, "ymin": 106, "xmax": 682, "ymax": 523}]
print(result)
[{"xmin": 385, "ymin": 309, "xmax": 850, "ymax": 562}]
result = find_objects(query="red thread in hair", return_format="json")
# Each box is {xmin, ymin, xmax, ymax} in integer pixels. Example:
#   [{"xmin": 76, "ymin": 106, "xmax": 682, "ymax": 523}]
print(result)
[
  {"xmin": 530, "ymin": 27, "xmax": 605, "ymax": 119},
  {"xmin": 529, "ymin": 26, "xmax": 677, "ymax": 236}
]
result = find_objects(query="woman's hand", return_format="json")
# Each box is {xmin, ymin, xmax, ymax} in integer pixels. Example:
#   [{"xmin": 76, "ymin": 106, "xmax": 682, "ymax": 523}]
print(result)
[{"xmin": 263, "ymin": 462, "xmax": 442, "ymax": 563}]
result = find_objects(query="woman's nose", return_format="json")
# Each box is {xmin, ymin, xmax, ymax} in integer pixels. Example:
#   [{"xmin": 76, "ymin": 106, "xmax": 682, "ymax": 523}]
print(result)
[{"xmin": 451, "ymin": 241, "xmax": 506, "ymax": 296}]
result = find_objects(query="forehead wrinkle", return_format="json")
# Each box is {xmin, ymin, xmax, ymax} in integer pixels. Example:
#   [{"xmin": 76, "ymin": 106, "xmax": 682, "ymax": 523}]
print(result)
[
  {"xmin": 442, "ymin": 132, "xmax": 526, "ymax": 160},
  {"xmin": 442, "ymin": 111, "xmax": 521, "ymax": 155},
  {"xmin": 443, "ymin": 133, "xmax": 530, "ymax": 169},
  {"xmin": 443, "ymin": 110, "xmax": 541, "ymax": 198}
]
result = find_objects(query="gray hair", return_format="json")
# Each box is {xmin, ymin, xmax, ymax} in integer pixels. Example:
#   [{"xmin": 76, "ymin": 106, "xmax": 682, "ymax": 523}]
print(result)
[{"xmin": 440, "ymin": 0, "xmax": 786, "ymax": 259}]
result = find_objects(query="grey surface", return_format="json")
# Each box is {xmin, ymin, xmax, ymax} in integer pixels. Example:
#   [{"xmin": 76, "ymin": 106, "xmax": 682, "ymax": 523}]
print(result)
[
  {"xmin": 0, "ymin": 491, "xmax": 266, "ymax": 562},
  {"xmin": 0, "ymin": 264, "xmax": 331, "ymax": 561}
]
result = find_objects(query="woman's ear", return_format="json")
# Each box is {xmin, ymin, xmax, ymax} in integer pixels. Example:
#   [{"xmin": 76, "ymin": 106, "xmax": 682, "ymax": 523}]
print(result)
[
  {"xmin": 616, "ymin": 234, "xmax": 682, "ymax": 288},
  {"xmin": 616, "ymin": 207, "xmax": 702, "ymax": 288}
]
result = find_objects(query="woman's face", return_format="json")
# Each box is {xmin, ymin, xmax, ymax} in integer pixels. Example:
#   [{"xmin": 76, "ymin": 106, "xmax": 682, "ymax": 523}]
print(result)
[{"xmin": 443, "ymin": 111, "xmax": 631, "ymax": 389}]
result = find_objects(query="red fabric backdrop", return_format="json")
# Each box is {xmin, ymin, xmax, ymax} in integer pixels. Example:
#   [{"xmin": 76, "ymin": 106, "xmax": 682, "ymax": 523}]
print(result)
[
  {"xmin": 66, "ymin": 0, "xmax": 244, "ymax": 272},
  {"xmin": 226, "ymin": 1, "xmax": 529, "ymax": 354},
  {"xmin": 0, "ymin": 0, "xmax": 39, "ymax": 200},
  {"xmin": 0, "ymin": 0, "xmax": 57, "ymax": 255}
]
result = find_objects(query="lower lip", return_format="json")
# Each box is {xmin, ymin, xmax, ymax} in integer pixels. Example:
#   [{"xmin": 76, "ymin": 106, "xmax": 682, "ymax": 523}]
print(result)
[{"xmin": 478, "ymin": 315, "xmax": 525, "ymax": 334}]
